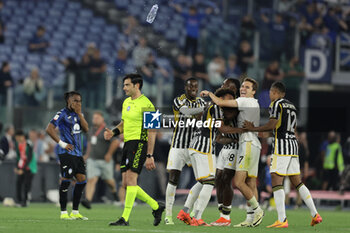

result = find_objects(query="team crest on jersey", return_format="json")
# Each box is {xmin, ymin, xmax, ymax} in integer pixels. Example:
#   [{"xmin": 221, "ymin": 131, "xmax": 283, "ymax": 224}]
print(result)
[
  {"xmin": 127, "ymin": 106, "xmax": 131, "ymax": 111},
  {"xmin": 72, "ymin": 123, "xmax": 81, "ymax": 134}
]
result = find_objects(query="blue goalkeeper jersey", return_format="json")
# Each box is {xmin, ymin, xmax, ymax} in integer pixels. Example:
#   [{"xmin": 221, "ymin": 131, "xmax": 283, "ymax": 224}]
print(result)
[{"xmin": 50, "ymin": 107, "xmax": 83, "ymax": 156}]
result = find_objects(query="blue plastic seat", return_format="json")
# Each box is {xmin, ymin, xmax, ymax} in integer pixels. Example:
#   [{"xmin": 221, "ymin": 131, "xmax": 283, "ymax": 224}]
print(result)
[
  {"xmin": 52, "ymin": 33, "xmax": 66, "ymax": 41},
  {"xmin": 27, "ymin": 54, "xmax": 41, "ymax": 64},
  {"xmin": 79, "ymin": 9, "xmax": 93, "ymax": 18},
  {"xmin": 14, "ymin": 46, "xmax": 28, "ymax": 54},
  {"xmin": 67, "ymin": 2, "xmax": 81, "ymax": 10},
  {"xmin": 115, "ymin": 0, "xmax": 128, "ymax": 9},
  {"xmin": 11, "ymin": 54, "xmax": 26, "ymax": 63}
]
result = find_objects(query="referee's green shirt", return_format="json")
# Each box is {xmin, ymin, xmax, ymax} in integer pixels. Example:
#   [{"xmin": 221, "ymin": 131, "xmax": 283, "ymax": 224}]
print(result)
[{"xmin": 122, "ymin": 94, "xmax": 155, "ymax": 142}]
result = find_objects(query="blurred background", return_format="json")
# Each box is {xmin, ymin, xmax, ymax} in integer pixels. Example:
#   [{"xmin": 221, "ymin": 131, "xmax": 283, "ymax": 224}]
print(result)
[{"xmin": 0, "ymin": 0, "xmax": 350, "ymax": 208}]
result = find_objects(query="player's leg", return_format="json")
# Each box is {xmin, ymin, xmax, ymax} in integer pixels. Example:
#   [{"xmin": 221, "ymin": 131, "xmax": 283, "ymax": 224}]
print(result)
[
  {"xmin": 110, "ymin": 147, "xmax": 130, "ymax": 226},
  {"xmin": 215, "ymin": 169, "xmax": 224, "ymax": 207},
  {"xmin": 289, "ymin": 174, "xmax": 322, "ymax": 226},
  {"xmin": 179, "ymin": 151, "xmax": 202, "ymax": 218},
  {"xmin": 211, "ymin": 168, "xmax": 235, "ymax": 226},
  {"xmin": 120, "ymin": 169, "xmax": 139, "ymax": 223},
  {"xmin": 191, "ymin": 179, "xmax": 214, "ymax": 226},
  {"xmin": 165, "ymin": 169, "xmax": 181, "ymax": 224},
  {"xmin": 190, "ymin": 152, "xmax": 215, "ymax": 226},
  {"xmin": 266, "ymin": 172, "xmax": 287, "ymax": 228},
  {"xmin": 70, "ymin": 156, "xmax": 88, "ymax": 220},
  {"xmin": 222, "ymin": 169, "xmax": 235, "ymax": 216},
  {"xmin": 211, "ymin": 148, "xmax": 237, "ymax": 226},
  {"xmin": 58, "ymin": 154, "xmax": 73, "ymax": 219},
  {"xmin": 70, "ymin": 173, "xmax": 87, "ymax": 220},
  {"xmin": 165, "ymin": 148, "xmax": 187, "ymax": 224}
]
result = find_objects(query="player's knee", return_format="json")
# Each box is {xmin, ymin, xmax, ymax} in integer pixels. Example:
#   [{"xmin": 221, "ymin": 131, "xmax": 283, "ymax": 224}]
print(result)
[{"xmin": 168, "ymin": 170, "xmax": 181, "ymax": 186}]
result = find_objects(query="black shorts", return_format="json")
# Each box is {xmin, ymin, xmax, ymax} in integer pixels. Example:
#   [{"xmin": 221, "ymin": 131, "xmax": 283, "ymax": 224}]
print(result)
[
  {"xmin": 121, "ymin": 140, "xmax": 147, "ymax": 174},
  {"xmin": 58, "ymin": 153, "xmax": 86, "ymax": 179}
]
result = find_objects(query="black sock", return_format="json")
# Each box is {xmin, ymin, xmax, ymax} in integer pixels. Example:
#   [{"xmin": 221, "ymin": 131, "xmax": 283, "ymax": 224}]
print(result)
[
  {"xmin": 73, "ymin": 181, "xmax": 86, "ymax": 210},
  {"xmin": 59, "ymin": 180, "xmax": 71, "ymax": 211}
]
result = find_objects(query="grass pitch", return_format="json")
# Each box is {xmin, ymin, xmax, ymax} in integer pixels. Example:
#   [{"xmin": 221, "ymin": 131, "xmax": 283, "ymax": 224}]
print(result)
[{"xmin": 0, "ymin": 203, "xmax": 349, "ymax": 233}]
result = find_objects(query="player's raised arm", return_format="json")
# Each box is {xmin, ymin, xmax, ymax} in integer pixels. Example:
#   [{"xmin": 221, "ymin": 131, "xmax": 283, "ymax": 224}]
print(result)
[{"xmin": 201, "ymin": 90, "xmax": 238, "ymax": 108}]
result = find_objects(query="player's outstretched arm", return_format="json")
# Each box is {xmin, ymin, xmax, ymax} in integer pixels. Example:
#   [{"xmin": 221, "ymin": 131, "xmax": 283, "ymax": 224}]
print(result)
[
  {"xmin": 216, "ymin": 134, "xmax": 235, "ymax": 145},
  {"xmin": 218, "ymin": 124, "xmax": 244, "ymax": 134},
  {"xmin": 243, "ymin": 118, "xmax": 278, "ymax": 132},
  {"xmin": 179, "ymin": 105, "xmax": 204, "ymax": 115},
  {"xmin": 104, "ymin": 121, "xmax": 124, "ymax": 140},
  {"xmin": 200, "ymin": 90, "xmax": 238, "ymax": 107}
]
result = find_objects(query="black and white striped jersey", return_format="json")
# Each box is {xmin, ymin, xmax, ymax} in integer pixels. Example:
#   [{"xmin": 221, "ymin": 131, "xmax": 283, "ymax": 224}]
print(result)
[
  {"xmin": 171, "ymin": 94, "xmax": 206, "ymax": 149},
  {"xmin": 189, "ymin": 104, "xmax": 223, "ymax": 154},
  {"xmin": 269, "ymin": 98, "xmax": 298, "ymax": 156},
  {"xmin": 222, "ymin": 119, "xmax": 239, "ymax": 150}
]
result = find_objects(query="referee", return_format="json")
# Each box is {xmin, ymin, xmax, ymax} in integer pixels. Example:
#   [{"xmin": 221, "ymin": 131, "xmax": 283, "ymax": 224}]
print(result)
[
  {"xmin": 105, "ymin": 73, "xmax": 164, "ymax": 226},
  {"xmin": 46, "ymin": 91, "xmax": 89, "ymax": 220}
]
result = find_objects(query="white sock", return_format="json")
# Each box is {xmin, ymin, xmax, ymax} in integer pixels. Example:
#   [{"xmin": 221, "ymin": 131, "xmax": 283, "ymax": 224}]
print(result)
[
  {"xmin": 61, "ymin": 210, "xmax": 68, "ymax": 215},
  {"xmin": 165, "ymin": 183, "xmax": 177, "ymax": 217},
  {"xmin": 298, "ymin": 184, "xmax": 317, "ymax": 217},
  {"xmin": 218, "ymin": 203, "xmax": 224, "ymax": 218},
  {"xmin": 193, "ymin": 184, "xmax": 214, "ymax": 219},
  {"xmin": 184, "ymin": 182, "xmax": 203, "ymax": 211},
  {"xmin": 72, "ymin": 210, "xmax": 79, "ymax": 215},
  {"xmin": 247, "ymin": 196, "xmax": 261, "ymax": 212},
  {"xmin": 273, "ymin": 188, "xmax": 286, "ymax": 222},
  {"xmin": 222, "ymin": 205, "xmax": 231, "ymax": 220}
]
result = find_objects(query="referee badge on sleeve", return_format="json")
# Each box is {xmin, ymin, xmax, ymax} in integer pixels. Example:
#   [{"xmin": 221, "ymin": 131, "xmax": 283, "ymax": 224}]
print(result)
[{"xmin": 143, "ymin": 110, "xmax": 162, "ymax": 129}]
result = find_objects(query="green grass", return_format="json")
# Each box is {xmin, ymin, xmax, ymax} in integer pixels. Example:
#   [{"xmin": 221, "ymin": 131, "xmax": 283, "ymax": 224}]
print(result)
[{"xmin": 0, "ymin": 203, "xmax": 349, "ymax": 233}]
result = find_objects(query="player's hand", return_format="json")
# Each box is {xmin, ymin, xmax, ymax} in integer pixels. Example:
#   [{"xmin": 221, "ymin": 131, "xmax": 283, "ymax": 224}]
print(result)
[
  {"xmin": 72, "ymin": 102, "xmax": 82, "ymax": 114},
  {"xmin": 65, "ymin": 144, "xmax": 74, "ymax": 152},
  {"xmin": 104, "ymin": 153, "xmax": 112, "ymax": 163},
  {"xmin": 243, "ymin": 120, "xmax": 254, "ymax": 130},
  {"xmin": 104, "ymin": 128, "xmax": 114, "ymax": 140},
  {"xmin": 200, "ymin": 90, "xmax": 210, "ymax": 97},
  {"xmin": 145, "ymin": 157, "xmax": 156, "ymax": 171}
]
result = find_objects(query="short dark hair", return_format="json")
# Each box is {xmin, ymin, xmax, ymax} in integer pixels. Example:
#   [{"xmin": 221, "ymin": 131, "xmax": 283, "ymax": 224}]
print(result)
[
  {"xmin": 214, "ymin": 88, "xmax": 235, "ymax": 99},
  {"xmin": 271, "ymin": 81, "xmax": 286, "ymax": 94},
  {"xmin": 15, "ymin": 129, "xmax": 25, "ymax": 137},
  {"xmin": 243, "ymin": 78, "xmax": 258, "ymax": 91},
  {"xmin": 64, "ymin": 91, "xmax": 81, "ymax": 107},
  {"xmin": 123, "ymin": 73, "xmax": 143, "ymax": 90},
  {"xmin": 185, "ymin": 77, "xmax": 197, "ymax": 86},
  {"xmin": 225, "ymin": 78, "xmax": 240, "ymax": 92}
]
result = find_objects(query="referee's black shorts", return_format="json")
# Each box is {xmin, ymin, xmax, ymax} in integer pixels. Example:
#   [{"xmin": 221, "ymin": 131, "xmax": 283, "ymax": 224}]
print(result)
[
  {"xmin": 121, "ymin": 140, "xmax": 148, "ymax": 174},
  {"xmin": 58, "ymin": 153, "xmax": 86, "ymax": 179}
]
